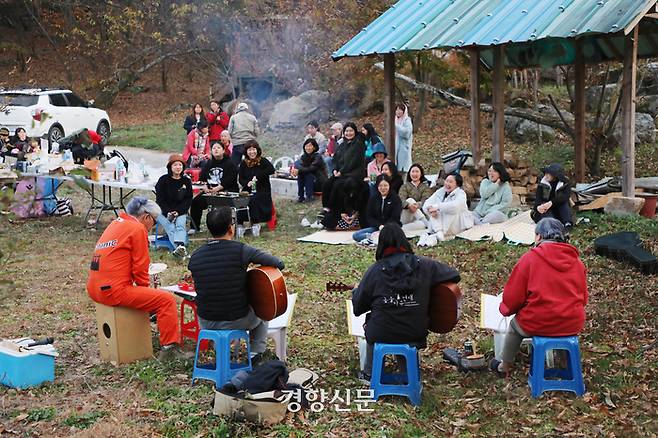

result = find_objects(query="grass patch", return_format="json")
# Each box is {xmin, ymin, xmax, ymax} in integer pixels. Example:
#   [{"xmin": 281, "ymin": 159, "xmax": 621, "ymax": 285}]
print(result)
[
  {"xmin": 111, "ymin": 123, "xmax": 184, "ymax": 152},
  {"xmin": 27, "ymin": 407, "xmax": 56, "ymax": 422},
  {"xmin": 63, "ymin": 411, "xmax": 107, "ymax": 429}
]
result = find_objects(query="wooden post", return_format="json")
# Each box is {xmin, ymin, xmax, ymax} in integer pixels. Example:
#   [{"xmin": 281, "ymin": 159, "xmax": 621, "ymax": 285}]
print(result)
[
  {"xmin": 469, "ymin": 48, "xmax": 481, "ymax": 165},
  {"xmin": 621, "ymin": 26, "xmax": 638, "ymax": 197},
  {"xmin": 383, "ymin": 53, "xmax": 396, "ymax": 164},
  {"xmin": 574, "ymin": 38, "xmax": 586, "ymax": 183},
  {"xmin": 492, "ymin": 45, "xmax": 505, "ymax": 162}
]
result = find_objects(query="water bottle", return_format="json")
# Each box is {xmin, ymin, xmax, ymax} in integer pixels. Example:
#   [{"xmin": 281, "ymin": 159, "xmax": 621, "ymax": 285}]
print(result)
[
  {"xmin": 115, "ymin": 160, "xmax": 125, "ymax": 181},
  {"xmin": 251, "ymin": 176, "xmax": 257, "ymax": 193},
  {"xmin": 139, "ymin": 158, "xmax": 148, "ymax": 178},
  {"xmin": 63, "ymin": 148, "xmax": 73, "ymax": 162}
]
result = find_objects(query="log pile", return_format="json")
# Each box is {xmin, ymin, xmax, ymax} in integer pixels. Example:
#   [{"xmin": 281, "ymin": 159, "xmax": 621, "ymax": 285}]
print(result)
[{"xmin": 459, "ymin": 153, "xmax": 539, "ymax": 206}]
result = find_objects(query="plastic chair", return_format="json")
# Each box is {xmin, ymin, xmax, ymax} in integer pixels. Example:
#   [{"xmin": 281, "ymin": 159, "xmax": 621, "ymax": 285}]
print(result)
[
  {"xmin": 192, "ymin": 329, "xmax": 252, "ymax": 388},
  {"xmin": 153, "ymin": 223, "xmax": 175, "ymax": 251},
  {"xmin": 180, "ymin": 299, "xmax": 200, "ymax": 342},
  {"xmin": 370, "ymin": 343, "xmax": 422, "ymax": 406},
  {"xmin": 528, "ymin": 336, "xmax": 585, "ymax": 398}
]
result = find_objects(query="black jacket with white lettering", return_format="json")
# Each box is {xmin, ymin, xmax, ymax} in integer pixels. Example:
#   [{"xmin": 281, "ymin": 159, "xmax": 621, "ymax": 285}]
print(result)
[{"xmin": 352, "ymin": 253, "xmax": 459, "ymax": 347}]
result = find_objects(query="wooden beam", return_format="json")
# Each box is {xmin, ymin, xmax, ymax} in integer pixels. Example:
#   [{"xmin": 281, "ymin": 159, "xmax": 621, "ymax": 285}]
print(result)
[
  {"xmin": 574, "ymin": 38, "xmax": 586, "ymax": 183},
  {"xmin": 383, "ymin": 53, "xmax": 396, "ymax": 165},
  {"xmin": 492, "ymin": 45, "xmax": 505, "ymax": 163},
  {"xmin": 469, "ymin": 48, "xmax": 481, "ymax": 165},
  {"xmin": 621, "ymin": 26, "xmax": 638, "ymax": 198},
  {"xmin": 623, "ymin": 1, "xmax": 657, "ymax": 35}
]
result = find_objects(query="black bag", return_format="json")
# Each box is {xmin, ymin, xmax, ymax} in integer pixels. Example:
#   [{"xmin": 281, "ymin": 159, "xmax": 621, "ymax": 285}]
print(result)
[{"xmin": 53, "ymin": 198, "xmax": 73, "ymax": 217}]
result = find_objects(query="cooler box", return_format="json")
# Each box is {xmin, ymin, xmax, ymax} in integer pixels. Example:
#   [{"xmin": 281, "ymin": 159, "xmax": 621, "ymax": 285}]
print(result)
[{"xmin": 0, "ymin": 341, "xmax": 56, "ymax": 389}]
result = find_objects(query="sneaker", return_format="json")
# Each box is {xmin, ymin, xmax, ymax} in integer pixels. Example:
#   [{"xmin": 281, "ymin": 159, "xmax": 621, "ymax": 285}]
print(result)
[
  {"xmin": 489, "ymin": 358, "xmax": 507, "ymax": 378},
  {"xmin": 310, "ymin": 220, "xmax": 324, "ymax": 229},
  {"xmin": 425, "ymin": 234, "xmax": 439, "ymax": 247},
  {"xmin": 173, "ymin": 245, "xmax": 188, "ymax": 258},
  {"xmin": 358, "ymin": 238, "xmax": 373, "ymax": 246},
  {"xmin": 356, "ymin": 370, "xmax": 371, "ymax": 385},
  {"xmin": 417, "ymin": 234, "xmax": 429, "ymax": 247},
  {"xmin": 187, "ymin": 228, "xmax": 197, "ymax": 235},
  {"xmin": 300, "ymin": 217, "xmax": 311, "ymax": 227},
  {"xmin": 297, "ymin": 197, "xmax": 305, "ymax": 203},
  {"xmin": 157, "ymin": 344, "xmax": 191, "ymax": 362},
  {"xmin": 251, "ymin": 349, "xmax": 279, "ymax": 367}
]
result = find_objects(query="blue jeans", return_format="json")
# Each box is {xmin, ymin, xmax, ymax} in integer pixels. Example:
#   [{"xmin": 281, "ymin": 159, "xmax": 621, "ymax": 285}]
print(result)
[
  {"xmin": 156, "ymin": 214, "xmax": 188, "ymax": 246},
  {"xmin": 198, "ymin": 307, "xmax": 268, "ymax": 354},
  {"xmin": 353, "ymin": 227, "xmax": 377, "ymax": 242},
  {"xmin": 297, "ymin": 173, "xmax": 316, "ymax": 200}
]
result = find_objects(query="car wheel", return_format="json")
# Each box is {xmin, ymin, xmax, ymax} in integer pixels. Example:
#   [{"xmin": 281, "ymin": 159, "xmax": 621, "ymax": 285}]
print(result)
[
  {"xmin": 97, "ymin": 121, "xmax": 111, "ymax": 145},
  {"xmin": 48, "ymin": 125, "xmax": 64, "ymax": 147}
]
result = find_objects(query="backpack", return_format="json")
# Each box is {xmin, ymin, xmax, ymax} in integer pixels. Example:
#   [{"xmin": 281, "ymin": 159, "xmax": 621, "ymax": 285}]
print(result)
[{"xmin": 11, "ymin": 179, "xmax": 44, "ymax": 218}]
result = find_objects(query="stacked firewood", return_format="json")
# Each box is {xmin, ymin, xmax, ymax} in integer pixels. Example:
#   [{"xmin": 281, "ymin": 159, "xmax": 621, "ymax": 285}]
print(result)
[{"xmin": 458, "ymin": 153, "xmax": 539, "ymax": 206}]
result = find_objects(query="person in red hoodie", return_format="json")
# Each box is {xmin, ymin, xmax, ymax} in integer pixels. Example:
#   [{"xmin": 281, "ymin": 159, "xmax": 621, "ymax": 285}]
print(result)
[
  {"xmin": 206, "ymin": 100, "xmax": 229, "ymax": 144},
  {"xmin": 490, "ymin": 217, "xmax": 588, "ymax": 376}
]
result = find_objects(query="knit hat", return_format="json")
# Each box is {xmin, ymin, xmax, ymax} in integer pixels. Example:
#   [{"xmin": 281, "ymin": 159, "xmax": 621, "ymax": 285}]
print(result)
[
  {"xmin": 167, "ymin": 154, "xmax": 186, "ymax": 173},
  {"xmin": 236, "ymin": 102, "xmax": 249, "ymax": 112},
  {"xmin": 542, "ymin": 163, "xmax": 565, "ymax": 180},
  {"xmin": 371, "ymin": 142, "xmax": 387, "ymax": 159}
]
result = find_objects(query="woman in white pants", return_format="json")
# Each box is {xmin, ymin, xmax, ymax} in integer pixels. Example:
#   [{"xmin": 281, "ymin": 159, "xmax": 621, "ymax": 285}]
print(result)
[
  {"xmin": 419, "ymin": 174, "xmax": 473, "ymax": 247},
  {"xmin": 398, "ymin": 163, "xmax": 435, "ymax": 231}
]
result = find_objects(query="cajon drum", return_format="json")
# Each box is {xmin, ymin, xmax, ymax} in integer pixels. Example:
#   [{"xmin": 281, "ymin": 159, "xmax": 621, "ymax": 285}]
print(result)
[{"xmin": 95, "ymin": 303, "xmax": 153, "ymax": 365}]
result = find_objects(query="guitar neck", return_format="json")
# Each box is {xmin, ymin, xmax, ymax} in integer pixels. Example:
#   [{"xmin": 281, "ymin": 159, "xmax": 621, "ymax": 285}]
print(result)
[{"xmin": 326, "ymin": 281, "xmax": 353, "ymax": 292}]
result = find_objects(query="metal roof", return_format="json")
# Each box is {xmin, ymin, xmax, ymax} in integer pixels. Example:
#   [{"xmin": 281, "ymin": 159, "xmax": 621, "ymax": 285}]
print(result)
[{"xmin": 332, "ymin": 0, "xmax": 658, "ymax": 67}]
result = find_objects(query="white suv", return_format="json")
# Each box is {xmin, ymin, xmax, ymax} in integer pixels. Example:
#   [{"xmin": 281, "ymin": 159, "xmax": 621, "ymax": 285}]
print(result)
[{"xmin": 0, "ymin": 88, "xmax": 111, "ymax": 147}]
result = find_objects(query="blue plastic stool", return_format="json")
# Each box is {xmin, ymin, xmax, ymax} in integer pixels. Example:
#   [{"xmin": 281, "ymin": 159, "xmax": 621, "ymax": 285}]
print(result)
[
  {"xmin": 528, "ymin": 336, "xmax": 585, "ymax": 398},
  {"xmin": 152, "ymin": 222, "xmax": 189, "ymax": 252},
  {"xmin": 192, "ymin": 329, "xmax": 252, "ymax": 388},
  {"xmin": 153, "ymin": 223, "xmax": 175, "ymax": 251},
  {"xmin": 370, "ymin": 343, "xmax": 422, "ymax": 406}
]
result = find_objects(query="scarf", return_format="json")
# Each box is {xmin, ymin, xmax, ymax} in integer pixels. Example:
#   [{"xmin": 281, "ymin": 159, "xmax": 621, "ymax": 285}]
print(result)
[
  {"xmin": 244, "ymin": 156, "xmax": 261, "ymax": 168},
  {"xmin": 382, "ymin": 246, "xmax": 409, "ymax": 257}
]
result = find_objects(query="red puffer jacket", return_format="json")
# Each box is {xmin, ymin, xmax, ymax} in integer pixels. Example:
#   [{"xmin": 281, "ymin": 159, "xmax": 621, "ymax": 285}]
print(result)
[
  {"xmin": 500, "ymin": 241, "xmax": 588, "ymax": 336},
  {"xmin": 207, "ymin": 111, "xmax": 229, "ymax": 141}
]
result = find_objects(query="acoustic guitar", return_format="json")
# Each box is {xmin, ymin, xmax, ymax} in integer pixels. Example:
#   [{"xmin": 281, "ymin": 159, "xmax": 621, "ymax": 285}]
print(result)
[
  {"xmin": 246, "ymin": 266, "xmax": 288, "ymax": 321},
  {"xmin": 428, "ymin": 282, "xmax": 462, "ymax": 334},
  {"xmin": 327, "ymin": 280, "xmax": 462, "ymax": 334}
]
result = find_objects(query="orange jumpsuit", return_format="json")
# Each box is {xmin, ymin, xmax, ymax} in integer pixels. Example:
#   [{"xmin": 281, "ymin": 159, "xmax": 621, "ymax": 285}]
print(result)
[{"xmin": 87, "ymin": 212, "xmax": 180, "ymax": 346}]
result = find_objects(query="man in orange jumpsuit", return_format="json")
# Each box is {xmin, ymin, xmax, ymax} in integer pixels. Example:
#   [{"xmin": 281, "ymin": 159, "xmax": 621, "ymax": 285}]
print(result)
[{"xmin": 87, "ymin": 196, "xmax": 182, "ymax": 360}]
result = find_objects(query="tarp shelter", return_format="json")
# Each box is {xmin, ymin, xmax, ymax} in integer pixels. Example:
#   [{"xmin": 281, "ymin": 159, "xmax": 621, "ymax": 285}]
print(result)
[{"xmin": 332, "ymin": 0, "xmax": 658, "ymax": 196}]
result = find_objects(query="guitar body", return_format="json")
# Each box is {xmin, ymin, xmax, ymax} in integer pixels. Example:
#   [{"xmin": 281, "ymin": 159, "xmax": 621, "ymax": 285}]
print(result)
[
  {"xmin": 428, "ymin": 282, "xmax": 462, "ymax": 334},
  {"xmin": 247, "ymin": 266, "xmax": 288, "ymax": 321}
]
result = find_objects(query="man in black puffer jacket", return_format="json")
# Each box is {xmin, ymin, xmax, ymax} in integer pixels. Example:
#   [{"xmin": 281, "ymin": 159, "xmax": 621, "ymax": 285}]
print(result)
[
  {"xmin": 352, "ymin": 223, "xmax": 460, "ymax": 380},
  {"xmin": 188, "ymin": 207, "xmax": 284, "ymax": 359}
]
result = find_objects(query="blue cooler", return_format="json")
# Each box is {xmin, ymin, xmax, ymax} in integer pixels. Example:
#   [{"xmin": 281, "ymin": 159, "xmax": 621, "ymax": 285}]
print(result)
[{"xmin": 0, "ymin": 341, "xmax": 56, "ymax": 389}]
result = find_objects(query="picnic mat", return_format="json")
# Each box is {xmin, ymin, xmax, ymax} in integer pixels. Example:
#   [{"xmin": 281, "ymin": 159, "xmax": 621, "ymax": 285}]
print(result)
[
  {"xmin": 456, "ymin": 210, "xmax": 535, "ymax": 245},
  {"xmin": 298, "ymin": 227, "xmax": 430, "ymax": 245},
  {"xmin": 297, "ymin": 230, "xmax": 356, "ymax": 245}
]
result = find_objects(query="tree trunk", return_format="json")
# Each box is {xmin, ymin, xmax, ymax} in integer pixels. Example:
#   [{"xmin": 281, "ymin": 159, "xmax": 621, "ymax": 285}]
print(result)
[{"xmin": 161, "ymin": 60, "xmax": 168, "ymax": 92}]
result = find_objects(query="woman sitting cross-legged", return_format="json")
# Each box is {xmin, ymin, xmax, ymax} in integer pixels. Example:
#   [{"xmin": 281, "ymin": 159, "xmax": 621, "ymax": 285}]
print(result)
[
  {"xmin": 490, "ymin": 218, "xmax": 588, "ymax": 377},
  {"xmin": 419, "ymin": 173, "xmax": 474, "ymax": 247},
  {"xmin": 295, "ymin": 138, "xmax": 327, "ymax": 203},
  {"xmin": 353, "ymin": 174, "xmax": 402, "ymax": 243},
  {"xmin": 239, "ymin": 140, "xmax": 276, "ymax": 229},
  {"xmin": 398, "ymin": 163, "xmax": 436, "ymax": 232},
  {"xmin": 352, "ymin": 222, "xmax": 461, "ymax": 381},
  {"xmin": 321, "ymin": 177, "xmax": 368, "ymax": 231},
  {"xmin": 472, "ymin": 162, "xmax": 512, "ymax": 225},
  {"xmin": 155, "ymin": 154, "xmax": 193, "ymax": 257}
]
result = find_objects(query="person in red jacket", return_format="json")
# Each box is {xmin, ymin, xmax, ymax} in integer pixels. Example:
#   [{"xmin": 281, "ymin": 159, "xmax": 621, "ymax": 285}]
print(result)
[
  {"xmin": 87, "ymin": 197, "xmax": 183, "ymax": 361},
  {"xmin": 206, "ymin": 100, "xmax": 229, "ymax": 143},
  {"xmin": 490, "ymin": 217, "xmax": 588, "ymax": 376}
]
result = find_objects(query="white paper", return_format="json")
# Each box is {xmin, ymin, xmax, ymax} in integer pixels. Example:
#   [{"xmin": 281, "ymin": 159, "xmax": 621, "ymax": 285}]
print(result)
[
  {"xmin": 345, "ymin": 300, "xmax": 368, "ymax": 338},
  {"xmin": 480, "ymin": 293, "xmax": 512, "ymax": 331}
]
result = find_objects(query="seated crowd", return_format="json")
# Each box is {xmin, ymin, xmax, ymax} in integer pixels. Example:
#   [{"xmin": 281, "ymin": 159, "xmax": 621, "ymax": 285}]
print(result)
[{"xmin": 79, "ymin": 100, "xmax": 587, "ymax": 394}]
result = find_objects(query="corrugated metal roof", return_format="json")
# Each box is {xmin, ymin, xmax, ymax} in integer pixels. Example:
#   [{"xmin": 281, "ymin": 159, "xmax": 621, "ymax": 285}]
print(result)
[{"xmin": 332, "ymin": 0, "xmax": 658, "ymax": 66}]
